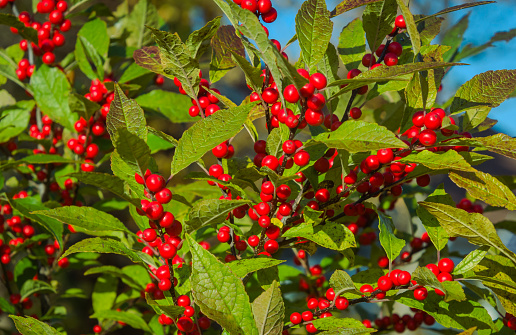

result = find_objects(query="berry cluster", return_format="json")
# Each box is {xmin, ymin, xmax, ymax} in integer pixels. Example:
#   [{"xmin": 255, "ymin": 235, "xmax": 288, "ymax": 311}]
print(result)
[
  {"xmin": 66, "ymin": 79, "xmax": 115, "ymax": 172},
  {"xmin": 233, "ymin": 0, "xmax": 277, "ymax": 26},
  {"xmin": 373, "ymin": 309, "xmax": 436, "ymax": 332},
  {"xmin": 13, "ymin": 0, "xmax": 72, "ymax": 80},
  {"xmin": 172, "ymin": 71, "xmax": 221, "ymax": 118}
]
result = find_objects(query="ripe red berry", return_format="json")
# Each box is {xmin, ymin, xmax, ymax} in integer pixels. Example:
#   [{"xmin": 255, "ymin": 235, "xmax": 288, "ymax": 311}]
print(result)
[
  {"xmin": 378, "ymin": 276, "xmax": 393, "ymax": 291},
  {"xmin": 257, "ymin": 0, "xmax": 272, "ymax": 14},
  {"xmin": 388, "ymin": 42, "xmax": 403, "ymax": 56},
  {"xmin": 290, "ymin": 312, "xmax": 302, "ymax": 324},
  {"xmin": 146, "ymin": 174, "xmax": 166, "ymax": 193},
  {"xmin": 261, "ymin": 155, "xmax": 279, "ymax": 170},
  {"xmin": 159, "ymin": 243, "xmax": 177, "ymax": 259},
  {"xmin": 212, "ymin": 142, "xmax": 229, "ymax": 158},
  {"xmin": 283, "ymin": 84, "xmax": 300, "ymax": 103},
  {"xmin": 425, "ymin": 113, "xmax": 442, "ymax": 130},
  {"xmin": 349, "ymin": 107, "xmax": 362, "ymax": 119},
  {"xmin": 395, "ymin": 15, "xmax": 406, "ymax": 29},
  {"xmin": 56, "ymin": 1, "xmax": 68, "ymax": 11},
  {"xmin": 261, "ymin": 7, "xmax": 277, "ymax": 23},
  {"xmin": 414, "ymin": 287, "xmax": 428, "ymax": 300},
  {"xmin": 362, "ymin": 53, "xmax": 376, "ymax": 67},
  {"xmin": 412, "ymin": 111, "xmax": 425, "ymax": 127},
  {"xmin": 294, "ymin": 150, "xmax": 310, "ymax": 166},
  {"xmin": 384, "ymin": 53, "xmax": 398, "ymax": 66},
  {"xmin": 93, "ymin": 325, "xmax": 102, "ymax": 333},
  {"xmin": 264, "ymin": 240, "xmax": 279, "ymax": 254},
  {"xmin": 49, "ymin": 10, "xmax": 64, "ymax": 24},
  {"xmin": 335, "ymin": 297, "xmax": 349, "ymax": 310},
  {"xmin": 177, "ymin": 317, "xmax": 194, "ymax": 332},
  {"xmin": 42, "ymin": 52, "xmax": 55, "ymax": 65},
  {"xmin": 419, "ymin": 129, "xmax": 437, "ymax": 146},
  {"xmin": 305, "ymin": 109, "xmax": 324, "ymax": 126},
  {"xmin": 241, "ymin": 0, "xmax": 258, "ymax": 12},
  {"xmin": 262, "ymin": 87, "xmax": 279, "ymax": 104},
  {"xmin": 347, "ymin": 68, "xmax": 361, "ymax": 79},
  {"xmin": 397, "ymin": 271, "xmax": 411, "ymax": 285},
  {"xmin": 438, "ymin": 258, "xmax": 454, "ymax": 273},
  {"xmin": 155, "ymin": 188, "xmax": 172, "ymax": 204},
  {"xmin": 309, "ymin": 73, "xmax": 327, "ymax": 90}
]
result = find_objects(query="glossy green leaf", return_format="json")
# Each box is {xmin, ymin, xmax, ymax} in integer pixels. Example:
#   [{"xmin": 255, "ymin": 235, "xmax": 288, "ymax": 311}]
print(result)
[
  {"xmin": 210, "ymin": 25, "xmax": 246, "ymax": 83},
  {"xmin": 377, "ymin": 210, "xmax": 405, "ymax": 261},
  {"xmin": 313, "ymin": 317, "xmax": 374, "ymax": 334},
  {"xmin": 415, "ymin": 1, "xmax": 495, "ymax": 24},
  {"xmin": 147, "ymin": 27, "xmax": 201, "ymax": 99},
  {"xmin": 227, "ymin": 258, "xmax": 285, "ymax": 278},
  {"xmin": 398, "ymin": 150, "xmax": 475, "ymax": 172},
  {"xmin": 419, "ymin": 202, "xmax": 516, "ymax": 265},
  {"xmin": 20, "ymin": 280, "xmax": 56, "ymax": 301},
  {"xmin": 33, "ymin": 206, "xmax": 131, "ymax": 233},
  {"xmin": 146, "ymin": 294, "xmax": 185, "ymax": 318},
  {"xmin": 231, "ymin": 51, "xmax": 263, "ymax": 93},
  {"xmin": 338, "ymin": 18, "xmax": 365, "ymax": 71},
  {"xmin": 455, "ymin": 28, "xmax": 516, "ymax": 61},
  {"xmin": 68, "ymin": 172, "xmax": 140, "ymax": 207},
  {"xmin": 445, "ymin": 134, "xmax": 516, "ymax": 160},
  {"xmin": 135, "ymin": 90, "xmax": 193, "ymax": 123},
  {"xmin": 362, "ymin": 0, "xmax": 397, "ymax": 53},
  {"xmin": 0, "ymin": 297, "xmax": 14, "ymax": 314},
  {"xmin": 107, "ymin": 84, "xmax": 147, "ymax": 143},
  {"xmin": 395, "ymin": 0, "xmax": 420, "ymax": 54},
  {"xmin": 412, "ymin": 266, "xmax": 445, "ymax": 292},
  {"xmin": 330, "ymin": 270, "xmax": 360, "ymax": 295},
  {"xmin": 126, "ymin": 0, "xmax": 159, "ymax": 48},
  {"xmin": 454, "ymin": 247, "xmax": 489, "ymax": 276},
  {"xmin": 92, "ymin": 275, "xmax": 118, "ymax": 314},
  {"xmin": 60, "ymin": 237, "xmax": 151, "ymax": 266},
  {"xmin": 9, "ymin": 197, "xmax": 63, "ymax": 249},
  {"xmin": 418, "ymin": 16, "xmax": 444, "ymax": 45},
  {"xmin": 396, "ymin": 291, "xmax": 497, "ymax": 334},
  {"xmin": 186, "ymin": 16, "xmax": 222, "ymax": 61},
  {"xmin": 133, "ymin": 46, "xmax": 165, "ymax": 74},
  {"xmin": 330, "ymin": 0, "xmax": 382, "ymax": 18},
  {"xmin": 443, "ymin": 281, "xmax": 467, "ymax": 302},
  {"xmin": 0, "ymin": 13, "xmax": 38, "ymax": 42},
  {"xmin": 187, "ymin": 234, "xmax": 259, "ymax": 335},
  {"xmin": 450, "ymin": 170, "xmax": 516, "ymax": 210},
  {"xmin": 416, "ymin": 184, "xmax": 452, "ymax": 251},
  {"xmin": 171, "ymin": 102, "xmax": 257, "ymax": 175},
  {"xmin": 282, "ymin": 220, "xmax": 356, "ymax": 251},
  {"xmin": 451, "ymin": 70, "xmax": 516, "ymax": 131},
  {"xmin": 68, "ymin": 93, "xmax": 100, "ymax": 121},
  {"xmin": 252, "ymin": 281, "xmax": 284, "ymax": 335},
  {"xmin": 313, "ymin": 120, "xmax": 407, "ymax": 153},
  {"xmin": 84, "ymin": 265, "xmax": 143, "ymax": 289},
  {"xmin": 75, "ymin": 18, "xmax": 108, "ymax": 80},
  {"xmin": 184, "ymin": 199, "xmax": 251, "ymax": 233},
  {"xmin": 115, "ymin": 128, "xmax": 151, "ymax": 178},
  {"xmin": 10, "ymin": 316, "xmax": 61, "ymax": 335},
  {"xmin": 90, "ymin": 310, "xmax": 151, "ymax": 332},
  {"xmin": 295, "ymin": 0, "xmax": 333, "ymax": 72},
  {"xmin": 30, "ymin": 65, "xmax": 75, "ymax": 131},
  {"xmin": 0, "ymin": 100, "xmax": 33, "ymax": 143}
]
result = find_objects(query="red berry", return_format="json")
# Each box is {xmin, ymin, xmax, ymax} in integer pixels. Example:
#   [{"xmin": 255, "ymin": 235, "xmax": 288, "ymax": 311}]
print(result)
[
  {"xmin": 384, "ymin": 53, "xmax": 398, "ymax": 66},
  {"xmin": 56, "ymin": 1, "xmax": 68, "ymax": 12},
  {"xmin": 155, "ymin": 188, "xmax": 172, "ymax": 204},
  {"xmin": 290, "ymin": 312, "xmax": 302, "ymax": 324},
  {"xmin": 335, "ymin": 297, "xmax": 349, "ymax": 310},
  {"xmin": 176, "ymin": 317, "xmax": 194, "ymax": 332},
  {"xmin": 347, "ymin": 69, "xmax": 361, "ymax": 79},
  {"xmin": 261, "ymin": 7, "xmax": 277, "ymax": 23},
  {"xmin": 362, "ymin": 53, "xmax": 376, "ymax": 67},
  {"xmin": 146, "ymin": 174, "xmax": 166, "ymax": 193},
  {"xmin": 309, "ymin": 73, "xmax": 327, "ymax": 90},
  {"xmin": 241, "ymin": 0, "xmax": 258, "ymax": 12},
  {"xmin": 388, "ymin": 42, "xmax": 403, "ymax": 56},
  {"xmin": 60, "ymin": 19, "xmax": 72, "ymax": 31},
  {"xmin": 159, "ymin": 243, "xmax": 177, "ymax": 259},
  {"xmin": 397, "ymin": 271, "xmax": 411, "ymax": 285},
  {"xmin": 412, "ymin": 111, "xmax": 425, "ymax": 127},
  {"xmin": 438, "ymin": 258, "xmax": 454, "ymax": 273},
  {"xmin": 264, "ymin": 240, "xmax": 279, "ymax": 254},
  {"xmin": 257, "ymin": 0, "xmax": 272, "ymax": 14},
  {"xmin": 93, "ymin": 325, "xmax": 102, "ymax": 333},
  {"xmin": 284, "ymin": 84, "xmax": 300, "ymax": 103},
  {"xmin": 212, "ymin": 142, "xmax": 229, "ymax": 158},
  {"xmin": 49, "ymin": 10, "xmax": 64, "ymax": 24},
  {"xmin": 414, "ymin": 287, "xmax": 428, "ymax": 301},
  {"xmin": 395, "ymin": 15, "xmax": 406, "ymax": 29},
  {"xmin": 425, "ymin": 113, "xmax": 442, "ymax": 130},
  {"xmin": 294, "ymin": 150, "xmax": 310, "ymax": 166},
  {"xmin": 302, "ymin": 311, "xmax": 313, "ymax": 322},
  {"xmin": 419, "ymin": 129, "xmax": 437, "ymax": 146},
  {"xmin": 42, "ymin": 52, "xmax": 55, "ymax": 65},
  {"xmin": 262, "ymin": 87, "xmax": 279, "ymax": 104},
  {"xmin": 305, "ymin": 109, "xmax": 324, "ymax": 126},
  {"xmin": 349, "ymin": 107, "xmax": 362, "ymax": 119}
]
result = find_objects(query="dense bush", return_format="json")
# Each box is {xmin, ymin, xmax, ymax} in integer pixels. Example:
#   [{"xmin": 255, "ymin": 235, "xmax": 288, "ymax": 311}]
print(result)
[{"xmin": 0, "ymin": 0, "xmax": 516, "ymax": 334}]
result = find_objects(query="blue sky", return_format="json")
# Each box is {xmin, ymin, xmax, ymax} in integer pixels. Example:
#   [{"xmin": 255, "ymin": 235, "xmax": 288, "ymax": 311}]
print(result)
[{"xmin": 214, "ymin": 0, "xmax": 516, "ymax": 136}]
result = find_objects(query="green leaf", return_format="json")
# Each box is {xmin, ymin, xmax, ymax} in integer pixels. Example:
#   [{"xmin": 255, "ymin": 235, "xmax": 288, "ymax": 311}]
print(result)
[
  {"xmin": 252, "ymin": 281, "xmax": 284, "ymax": 335},
  {"xmin": 186, "ymin": 234, "xmax": 259, "ymax": 335},
  {"xmin": 184, "ymin": 199, "xmax": 251, "ymax": 233},
  {"xmin": 126, "ymin": 0, "xmax": 159, "ymax": 48},
  {"xmin": 68, "ymin": 93, "xmax": 100, "ymax": 121},
  {"xmin": 447, "ymin": 134, "xmax": 516, "ymax": 160},
  {"xmin": 330, "ymin": 0, "xmax": 382, "ymax": 18},
  {"xmin": 338, "ymin": 18, "xmax": 365, "ymax": 71},
  {"xmin": 441, "ymin": 13, "xmax": 470, "ymax": 62},
  {"xmin": 30, "ymin": 65, "xmax": 75, "ymax": 131},
  {"xmin": 33, "ymin": 206, "xmax": 131, "ymax": 233},
  {"xmin": 312, "ymin": 120, "xmax": 407, "ymax": 153},
  {"xmin": 210, "ymin": 25, "xmax": 246, "ymax": 83},
  {"xmin": 453, "ymin": 246, "xmax": 489, "ymax": 275},
  {"xmin": 451, "ymin": 70, "xmax": 516, "ymax": 131},
  {"xmin": 377, "ymin": 210, "xmax": 405, "ymax": 261},
  {"xmin": 90, "ymin": 310, "xmax": 151, "ymax": 332},
  {"xmin": 227, "ymin": 258, "xmax": 285, "ymax": 278},
  {"xmin": 145, "ymin": 294, "xmax": 185, "ymax": 318},
  {"xmin": 147, "ymin": 27, "xmax": 201, "ymax": 99},
  {"xmin": 328, "ymin": 62, "xmax": 464, "ymax": 99},
  {"xmin": 415, "ymin": 1, "xmax": 495, "ymax": 24},
  {"xmin": 231, "ymin": 51, "xmax": 263, "ymax": 93},
  {"xmin": 110, "ymin": 151, "xmax": 146, "ymax": 200},
  {"xmin": 0, "ymin": 63, "xmax": 27, "ymax": 91},
  {"xmin": 75, "ymin": 18, "xmax": 108, "ymax": 80},
  {"xmin": 135, "ymin": 88, "xmax": 194, "ymax": 123},
  {"xmin": 84, "ymin": 265, "xmax": 143, "ymax": 289},
  {"xmin": 418, "ymin": 16, "xmax": 444, "ymax": 45},
  {"xmin": 10, "ymin": 316, "xmax": 61, "ymax": 335},
  {"xmin": 68, "ymin": 172, "xmax": 140, "ymax": 207},
  {"xmin": 9, "ymin": 197, "xmax": 63, "ymax": 249},
  {"xmin": 133, "ymin": 46, "xmax": 164, "ymax": 74},
  {"xmin": 398, "ymin": 150, "xmax": 475, "ymax": 172},
  {"xmin": 412, "ymin": 266, "xmax": 445, "ymax": 292},
  {"xmin": 396, "ymin": 291, "xmax": 497, "ymax": 334},
  {"xmin": 330, "ymin": 270, "xmax": 360, "ymax": 295},
  {"xmin": 416, "ymin": 184, "xmax": 452, "ymax": 251},
  {"xmin": 92, "ymin": 274, "xmax": 118, "ymax": 314},
  {"xmin": 313, "ymin": 317, "xmax": 374, "ymax": 334},
  {"xmin": 455, "ymin": 28, "xmax": 516, "ymax": 61},
  {"xmin": 395, "ymin": 0, "xmax": 420, "ymax": 55},
  {"xmin": 186, "ymin": 16, "xmax": 222, "ymax": 61},
  {"xmin": 295, "ymin": 0, "xmax": 333, "ymax": 72},
  {"xmin": 107, "ymin": 84, "xmax": 147, "ymax": 143},
  {"xmin": 171, "ymin": 102, "xmax": 257, "ymax": 175},
  {"xmin": 282, "ymin": 220, "xmax": 356, "ymax": 251},
  {"xmin": 0, "ymin": 13, "xmax": 38, "ymax": 42},
  {"xmin": 0, "ymin": 297, "xmax": 14, "ymax": 314},
  {"xmin": 0, "ymin": 100, "xmax": 33, "ymax": 143},
  {"xmin": 442, "ymin": 281, "xmax": 467, "ymax": 302},
  {"xmin": 419, "ymin": 202, "xmax": 516, "ymax": 265},
  {"xmin": 470, "ymin": 255, "xmax": 516, "ymax": 316},
  {"xmin": 362, "ymin": 0, "xmax": 397, "ymax": 53},
  {"xmin": 119, "ymin": 62, "xmax": 151, "ymax": 83},
  {"xmin": 60, "ymin": 237, "xmax": 151, "ymax": 266},
  {"xmin": 115, "ymin": 128, "xmax": 151, "ymax": 178},
  {"xmin": 20, "ymin": 280, "xmax": 56, "ymax": 301},
  {"xmin": 450, "ymin": 170, "xmax": 516, "ymax": 211},
  {"xmin": 211, "ymin": 0, "xmax": 308, "ymax": 94}
]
